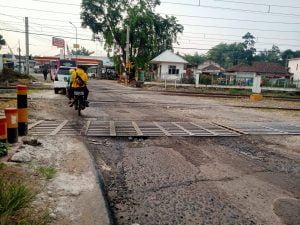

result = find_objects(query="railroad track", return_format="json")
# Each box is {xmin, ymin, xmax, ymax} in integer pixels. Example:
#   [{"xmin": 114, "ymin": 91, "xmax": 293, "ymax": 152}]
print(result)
[{"xmin": 157, "ymin": 90, "xmax": 300, "ymax": 102}]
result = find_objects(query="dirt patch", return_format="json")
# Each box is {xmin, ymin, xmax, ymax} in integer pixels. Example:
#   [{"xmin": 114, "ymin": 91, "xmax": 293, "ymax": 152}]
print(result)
[{"xmin": 273, "ymin": 198, "xmax": 300, "ymax": 225}]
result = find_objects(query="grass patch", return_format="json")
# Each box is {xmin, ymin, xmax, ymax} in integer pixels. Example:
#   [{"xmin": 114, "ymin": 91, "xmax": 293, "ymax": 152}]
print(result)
[
  {"xmin": 228, "ymin": 89, "xmax": 252, "ymax": 95},
  {"xmin": 0, "ymin": 176, "xmax": 35, "ymax": 215},
  {"xmin": 0, "ymin": 165, "xmax": 50, "ymax": 225},
  {"xmin": 0, "ymin": 143, "xmax": 8, "ymax": 157},
  {"xmin": 37, "ymin": 167, "xmax": 56, "ymax": 180}
]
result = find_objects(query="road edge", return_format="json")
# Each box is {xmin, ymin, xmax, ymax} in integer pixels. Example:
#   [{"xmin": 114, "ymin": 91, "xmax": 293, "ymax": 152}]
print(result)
[{"xmin": 83, "ymin": 136, "xmax": 115, "ymax": 225}]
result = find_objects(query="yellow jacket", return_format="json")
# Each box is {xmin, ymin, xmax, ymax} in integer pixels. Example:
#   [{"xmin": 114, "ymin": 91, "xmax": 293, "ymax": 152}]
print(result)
[{"xmin": 70, "ymin": 68, "xmax": 88, "ymax": 88}]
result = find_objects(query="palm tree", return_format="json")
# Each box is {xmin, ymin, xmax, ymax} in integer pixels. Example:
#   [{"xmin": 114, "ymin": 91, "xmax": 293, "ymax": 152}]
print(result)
[{"xmin": 0, "ymin": 35, "xmax": 6, "ymax": 50}]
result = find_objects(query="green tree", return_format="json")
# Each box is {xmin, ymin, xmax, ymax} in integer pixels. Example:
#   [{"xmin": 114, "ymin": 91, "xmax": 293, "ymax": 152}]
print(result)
[
  {"xmin": 81, "ymin": 0, "xmax": 183, "ymax": 70},
  {"xmin": 71, "ymin": 47, "xmax": 94, "ymax": 56},
  {"xmin": 255, "ymin": 45, "xmax": 281, "ymax": 64},
  {"xmin": 184, "ymin": 52, "xmax": 207, "ymax": 66},
  {"xmin": 242, "ymin": 32, "xmax": 256, "ymax": 64},
  {"xmin": 207, "ymin": 42, "xmax": 246, "ymax": 68},
  {"xmin": 0, "ymin": 35, "xmax": 6, "ymax": 50},
  {"xmin": 281, "ymin": 49, "xmax": 300, "ymax": 66}
]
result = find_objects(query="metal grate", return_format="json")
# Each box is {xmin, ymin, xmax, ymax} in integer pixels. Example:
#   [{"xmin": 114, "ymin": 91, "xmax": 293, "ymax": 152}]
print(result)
[
  {"xmin": 28, "ymin": 120, "xmax": 300, "ymax": 137},
  {"xmin": 221, "ymin": 122, "xmax": 300, "ymax": 135}
]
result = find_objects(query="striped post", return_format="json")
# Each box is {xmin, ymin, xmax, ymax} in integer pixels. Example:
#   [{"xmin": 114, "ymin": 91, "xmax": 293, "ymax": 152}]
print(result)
[
  {"xmin": 17, "ymin": 85, "xmax": 28, "ymax": 136},
  {"xmin": 5, "ymin": 108, "xmax": 18, "ymax": 144},
  {"xmin": 0, "ymin": 117, "xmax": 7, "ymax": 143}
]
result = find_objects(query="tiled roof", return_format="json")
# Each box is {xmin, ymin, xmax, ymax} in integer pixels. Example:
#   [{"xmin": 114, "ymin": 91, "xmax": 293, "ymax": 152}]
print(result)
[
  {"xmin": 226, "ymin": 62, "xmax": 289, "ymax": 75},
  {"xmin": 201, "ymin": 64, "xmax": 224, "ymax": 72}
]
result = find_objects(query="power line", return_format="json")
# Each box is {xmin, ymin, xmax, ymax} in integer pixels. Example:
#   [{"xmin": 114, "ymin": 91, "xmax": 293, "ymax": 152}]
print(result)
[
  {"xmin": 0, "ymin": 21, "xmax": 94, "ymax": 40},
  {"xmin": 32, "ymin": 0, "xmax": 79, "ymax": 7},
  {"xmin": 0, "ymin": 27, "xmax": 102, "ymax": 42},
  {"xmin": 23, "ymin": 0, "xmax": 300, "ymax": 10},
  {"xmin": 177, "ymin": 40, "xmax": 300, "ymax": 48},
  {"xmin": 181, "ymin": 23, "xmax": 299, "ymax": 33},
  {"xmin": 1, "ymin": 11, "xmax": 298, "ymax": 34},
  {"xmin": 4, "ymin": 1, "xmax": 300, "ymax": 19},
  {"xmin": 0, "ymin": 20, "xmax": 91, "ymax": 36},
  {"xmin": 0, "ymin": 12, "xmax": 81, "ymax": 24},
  {"xmin": 182, "ymin": 32, "xmax": 300, "ymax": 42},
  {"xmin": 0, "ymin": 4, "xmax": 78, "ymax": 16},
  {"xmin": 1, "ymin": 5, "xmax": 299, "ymax": 33},
  {"xmin": 159, "ymin": 13, "xmax": 300, "ymax": 25},
  {"xmin": 172, "ymin": 46, "xmax": 281, "ymax": 52},
  {"xmin": 178, "ymin": 37, "xmax": 300, "ymax": 47},
  {"xmin": 160, "ymin": 1, "xmax": 300, "ymax": 17},
  {"xmin": 211, "ymin": 0, "xmax": 300, "ymax": 9}
]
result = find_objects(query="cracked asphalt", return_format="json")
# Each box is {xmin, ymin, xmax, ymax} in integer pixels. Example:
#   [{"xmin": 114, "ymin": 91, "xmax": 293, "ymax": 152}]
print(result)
[
  {"xmin": 30, "ymin": 80, "xmax": 300, "ymax": 225},
  {"xmin": 83, "ymin": 80, "xmax": 300, "ymax": 225}
]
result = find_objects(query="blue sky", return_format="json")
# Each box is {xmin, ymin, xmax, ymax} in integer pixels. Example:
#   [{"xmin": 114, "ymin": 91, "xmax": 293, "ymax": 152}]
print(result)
[{"xmin": 0, "ymin": 0, "xmax": 299, "ymax": 56}]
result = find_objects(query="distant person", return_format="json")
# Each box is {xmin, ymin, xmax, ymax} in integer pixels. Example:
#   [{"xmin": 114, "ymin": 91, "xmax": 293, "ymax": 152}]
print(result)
[{"xmin": 42, "ymin": 66, "xmax": 48, "ymax": 81}]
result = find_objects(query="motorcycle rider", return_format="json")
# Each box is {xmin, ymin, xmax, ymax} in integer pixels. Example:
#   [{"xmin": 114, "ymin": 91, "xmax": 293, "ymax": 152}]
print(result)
[
  {"xmin": 69, "ymin": 65, "xmax": 89, "ymax": 107},
  {"xmin": 68, "ymin": 68, "xmax": 75, "ymax": 104}
]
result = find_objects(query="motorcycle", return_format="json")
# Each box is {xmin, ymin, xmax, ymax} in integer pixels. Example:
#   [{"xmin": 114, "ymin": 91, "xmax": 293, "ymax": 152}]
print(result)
[{"xmin": 73, "ymin": 88, "xmax": 86, "ymax": 116}]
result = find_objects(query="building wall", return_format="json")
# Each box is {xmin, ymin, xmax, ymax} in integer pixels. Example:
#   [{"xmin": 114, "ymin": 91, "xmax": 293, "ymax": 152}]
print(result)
[
  {"xmin": 159, "ymin": 63, "xmax": 185, "ymax": 80},
  {"xmin": 288, "ymin": 59, "xmax": 300, "ymax": 81}
]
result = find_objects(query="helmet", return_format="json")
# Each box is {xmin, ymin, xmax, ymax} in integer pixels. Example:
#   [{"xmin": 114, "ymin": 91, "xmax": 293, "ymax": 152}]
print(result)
[
  {"xmin": 69, "ymin": 68, "xmax": 75, "ymax": 74},
  {"xmin": 77, "ymin": 65, "xmax": 88, "ymax": 73}
]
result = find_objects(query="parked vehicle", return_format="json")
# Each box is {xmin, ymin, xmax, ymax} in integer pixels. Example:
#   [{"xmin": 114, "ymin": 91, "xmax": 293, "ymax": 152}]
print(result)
[
  {"xmin": 53, "ymin": 67, "xmax": 75, "ymax": 94},
  {"xmin": 33, "ymin": 65, "xmax": 42, "ymax": 73},
  {"xmin": 73, "ymin": 88, "xmax": 86, "ymax": 116},
  {"xmin": 50, "ymin": 59, "xmax": 76, "ymax": 80}
]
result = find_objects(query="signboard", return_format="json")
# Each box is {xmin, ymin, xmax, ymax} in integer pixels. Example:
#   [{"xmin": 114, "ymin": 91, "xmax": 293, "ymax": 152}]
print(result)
[
  {"xmin": 73, "ymin": 44, "xmax": 80, "ymax": 49},
  {"xmin": 52, "ymin": 37, "xmax": 65, "ymax": 48}
]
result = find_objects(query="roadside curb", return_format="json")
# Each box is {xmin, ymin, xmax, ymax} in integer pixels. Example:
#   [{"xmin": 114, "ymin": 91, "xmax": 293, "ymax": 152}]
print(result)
[{"xmin": 83, "ymin": 137, "xmax": 115, "ymax": 225}]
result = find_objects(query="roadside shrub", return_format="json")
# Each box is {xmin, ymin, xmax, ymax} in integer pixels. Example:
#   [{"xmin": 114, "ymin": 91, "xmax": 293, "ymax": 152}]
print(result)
[
  {"xmin": 0, "ymin": 68, "xmax": 34, "ymax": 83},
  {"xmin": 199, "ymin": 74, "xmax": 212, "ymax": 85},
  {"xmin": 181, "ymin": 77, "xmax": 195, "ymax": 84},
  {"xmin": 0, "ymin": 143, "xmax": 8, "ymax": 157},
  {"xmin": 0, "ymin": 177, "xmax": 34, "ymax": 215},
  {"xmin": 0, "ymin": 166, "xmax": 50, "ymax": 225}
]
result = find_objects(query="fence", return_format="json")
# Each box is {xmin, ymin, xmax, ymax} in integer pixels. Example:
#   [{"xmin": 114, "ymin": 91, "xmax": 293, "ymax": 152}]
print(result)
[
  {"xmin": 262, "ymin": 78, "xmax": 299, "ymax": 88},
  {"xmin": 199, "ymin": 74, "xmax": 253, "ymax": 87},
  {"xmin": 145, "ymin": 73, "xmax": 195, "ymax": 84},
  {"xmin": 144, "ymin": 72, "xmax": 300, "ymax": 92}
]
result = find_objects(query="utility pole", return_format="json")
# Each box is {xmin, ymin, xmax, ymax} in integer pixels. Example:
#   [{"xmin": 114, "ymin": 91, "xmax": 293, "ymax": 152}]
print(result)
[
  {"xmin": 125, "ymin": 25, "xmax": 130, "ymax": 83},
  {"xmin": 18, "ymin": 40, "xmax": 21, "ymax": 73},
  {"xmin": 25, "ymin": 17, "xmax": 29, "ymax": 75},
  {"xmin": 69, "ymin": 22, "xmax": 78, "ymax": 60}
]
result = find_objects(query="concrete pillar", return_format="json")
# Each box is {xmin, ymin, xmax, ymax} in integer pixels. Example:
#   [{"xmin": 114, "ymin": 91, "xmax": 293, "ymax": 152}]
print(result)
[
  {"xmin": 195, "ymin": 73, "xmax": 200, "ymax": 88},
  {"xmin": 252, "ymin": 75, "xmax": 262, "ymax": 93}
]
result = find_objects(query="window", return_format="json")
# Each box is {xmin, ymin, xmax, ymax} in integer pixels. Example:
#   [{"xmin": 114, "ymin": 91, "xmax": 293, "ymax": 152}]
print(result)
[{"xmin": 168, "ymin": 65, "xmax": 179, "ymax": 75}]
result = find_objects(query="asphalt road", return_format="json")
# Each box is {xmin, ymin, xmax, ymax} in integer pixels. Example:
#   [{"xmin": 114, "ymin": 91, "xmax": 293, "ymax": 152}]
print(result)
[{"xmin": 30, "ymin": 80, "xmax": 300, "ymax": 225}]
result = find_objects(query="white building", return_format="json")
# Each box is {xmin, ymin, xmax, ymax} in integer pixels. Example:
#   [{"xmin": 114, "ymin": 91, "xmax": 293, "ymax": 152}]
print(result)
[
  {"xmin": 150, "ymin": 50, "xmax": 187, "ymax": 80},
  {"xmin": 288, "ymin": 58, "xmax": 300, "ymax": 87}
]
